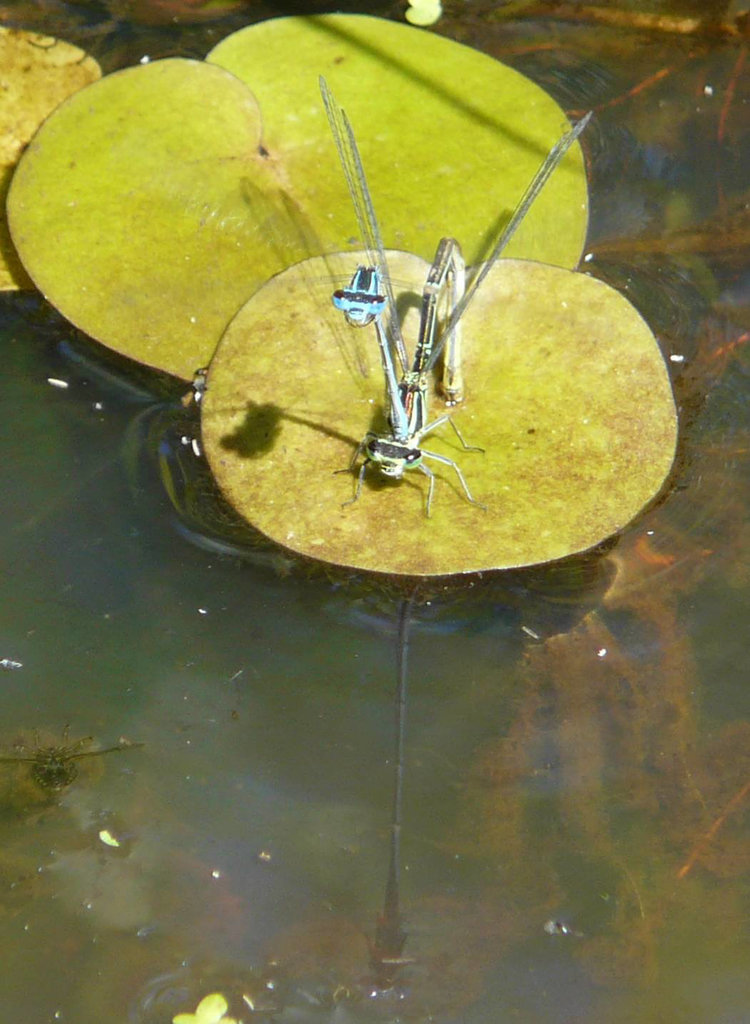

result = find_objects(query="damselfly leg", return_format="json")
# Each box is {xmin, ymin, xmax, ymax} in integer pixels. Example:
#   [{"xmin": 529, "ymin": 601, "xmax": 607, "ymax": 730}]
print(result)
[
  {"xmin": 320, "ymin": 78, "xmax": 484, "ymax": 515},
  {"xmin": 346, "ymin": 410, "xmax": 485, "ymax": 517},
  {"xmin": 320, "ymin": 76, "xmax": 591, "ymax": 516}
]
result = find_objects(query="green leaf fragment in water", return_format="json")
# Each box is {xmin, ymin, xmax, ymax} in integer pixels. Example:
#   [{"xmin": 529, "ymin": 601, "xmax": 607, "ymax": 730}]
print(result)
[
  {"xmin": 405, "ymin": 0, "xmax": 443, "ymax": 26},
  {"xmin": 173, "ymin": 992, "xmax": 239, "ymax": 1024}
]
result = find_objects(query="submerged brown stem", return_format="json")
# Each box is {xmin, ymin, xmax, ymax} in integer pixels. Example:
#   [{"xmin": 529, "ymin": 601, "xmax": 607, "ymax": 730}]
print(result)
[
  {"xmin": 498, "ymin": 2, "xmax": 748, "ymax": 39},
  {"xmin": 677, "ymin": 778, "xmax": 750, "ymax": 879}
]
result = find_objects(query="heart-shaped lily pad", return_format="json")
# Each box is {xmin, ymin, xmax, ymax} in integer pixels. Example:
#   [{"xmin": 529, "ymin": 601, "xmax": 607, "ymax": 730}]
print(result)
[
  {"xmin": 201, "ymin": 255, "xmax": 677, "ymax": 577},
  {"xmin": 7, "ymin": 58, "xmax": 274, "ymax": 378},
  {"xmin": 207, "ymin": 14, "xmax": 589, "ymax": 269},
  {"xmin": 1, "ymin": 27, "xmax": 100, "ymax": 290},
  {"xmin": 8, "ymin": 15, "xmax": 589, "ymax": 380}
]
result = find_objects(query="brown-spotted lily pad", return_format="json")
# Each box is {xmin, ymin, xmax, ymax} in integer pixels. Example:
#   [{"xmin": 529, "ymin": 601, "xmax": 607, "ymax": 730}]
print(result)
[
  {"xmin": 1, "ymin": 27, "xmax": 100, "ymax": 290},
  {"xmin": 201, "ymin": 255, "xmax": 677, "ymax": 577}
]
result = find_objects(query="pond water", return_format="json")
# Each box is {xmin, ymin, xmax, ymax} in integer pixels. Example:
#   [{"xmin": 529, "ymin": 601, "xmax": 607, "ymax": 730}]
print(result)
[{"xmin": 1, "ymin": 3, "xmax": 749, "ymax": 1022}]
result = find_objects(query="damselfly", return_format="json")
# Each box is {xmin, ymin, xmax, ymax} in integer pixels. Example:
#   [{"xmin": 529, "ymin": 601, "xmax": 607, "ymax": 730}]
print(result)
[{"xmin": 320, "ymin": 76, "xmax": 591, "ymax": 516}]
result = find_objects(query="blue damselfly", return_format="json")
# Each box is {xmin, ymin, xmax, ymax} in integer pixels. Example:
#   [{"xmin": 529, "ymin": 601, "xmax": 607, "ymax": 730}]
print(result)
[{"xmin": 320, "ymin": 76, "xmax": 591, "ymax": 516}]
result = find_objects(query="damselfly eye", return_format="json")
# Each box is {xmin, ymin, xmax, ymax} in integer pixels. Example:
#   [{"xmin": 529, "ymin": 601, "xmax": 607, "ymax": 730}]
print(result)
[{"xmin": 322, "ymin": 77, "xmax": 585, "ymax": 515}]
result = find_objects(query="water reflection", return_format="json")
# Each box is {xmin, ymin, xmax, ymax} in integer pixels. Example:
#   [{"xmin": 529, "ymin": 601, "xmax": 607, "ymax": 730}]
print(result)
[{"xmin": 2, "ymin": 241, "xmax": 749, "ymax": 1024}]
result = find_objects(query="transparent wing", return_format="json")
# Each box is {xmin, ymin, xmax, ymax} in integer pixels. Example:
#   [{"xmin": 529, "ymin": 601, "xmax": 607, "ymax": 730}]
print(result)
[
  {"xmin": 319, "ymin": 76, "xmax": 408, "ymax": 373},
  {"xmin": 426, "ymin": 111, "xmax": 593, "ymax": 373}
]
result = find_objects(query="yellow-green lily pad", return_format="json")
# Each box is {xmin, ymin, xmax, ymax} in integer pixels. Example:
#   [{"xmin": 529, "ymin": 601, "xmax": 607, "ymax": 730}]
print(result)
[
  {"xmin": 1, "ymin": 27, "xmax": 100, "ymax": 290},
  {"xmin": 201, "ymin": 255, "xmax": 677, "ymax": 577},
  {"xmin": 7, "ymin": 58, "xmax": 274, "ymax": 379},
  {"xmin": 207, "ymin": 14, "xmax": 589, "ymax": 269},
  {"xmin": 8, "ymin": 16, "xmax": 588, "ymax": 381}
]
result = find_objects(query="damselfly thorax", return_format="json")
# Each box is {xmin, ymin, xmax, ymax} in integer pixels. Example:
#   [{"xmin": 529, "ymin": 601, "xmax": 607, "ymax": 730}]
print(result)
[{"xmin": 320, "ymin": 77, "xmax": 590, "ymax": 516}]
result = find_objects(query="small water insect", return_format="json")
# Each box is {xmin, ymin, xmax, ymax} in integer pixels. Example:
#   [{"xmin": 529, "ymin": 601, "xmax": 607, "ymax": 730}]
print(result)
[
  {"xmin": 320, "ymin": 76, "xmax": 591, "ymax": 516},
  {"xmin": 0, "ymin": 731, "xmax": 144, "ymax": 791}
]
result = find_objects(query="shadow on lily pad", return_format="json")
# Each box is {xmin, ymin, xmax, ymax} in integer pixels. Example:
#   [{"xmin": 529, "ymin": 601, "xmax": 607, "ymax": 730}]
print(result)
[
  {"xmin": 8, "ymin": 14, "xmax": 589, "ymax": 379},
  {"xmin": 201, "ymin": 252, "xmax": 678, "ymax": 577}
]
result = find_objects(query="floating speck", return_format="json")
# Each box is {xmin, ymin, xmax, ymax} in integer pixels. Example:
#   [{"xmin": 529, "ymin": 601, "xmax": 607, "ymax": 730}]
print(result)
[
  {"xmin": 544, "ymin": 918, "xmax": 583, "ymax": 937},
  {"xmin": 405, "ymin": 0, "xmax": 442, "ymax": 26}
]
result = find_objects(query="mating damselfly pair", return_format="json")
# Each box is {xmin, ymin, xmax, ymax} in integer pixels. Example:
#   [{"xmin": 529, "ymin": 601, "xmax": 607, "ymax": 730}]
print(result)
[{"xmin": 320, "ymin": 76, "xmax": 591, "ymax": 517}]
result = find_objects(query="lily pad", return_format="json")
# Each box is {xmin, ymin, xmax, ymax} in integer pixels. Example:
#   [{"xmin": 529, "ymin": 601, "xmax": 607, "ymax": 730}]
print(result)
[
  {"xmin": 8, "ymin": 15, "xmax": 588, "ymax": 380},
  {"xmin": 207, "ymin": 14, "xmax": 589, "ymax": 268},
  {"xmin": 201, "ymin": 255, "xmax": 677, "ymax": 577},
  {"xmin": 0, "ymin": 27, "xmax": 100, "ymax": 290},
  {"xmin": 7, "ymin": 58, "xmax": 274, "ymax": 379}
]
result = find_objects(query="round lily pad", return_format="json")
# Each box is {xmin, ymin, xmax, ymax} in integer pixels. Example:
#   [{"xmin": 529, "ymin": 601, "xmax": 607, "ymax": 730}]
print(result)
[
  {"xmin": 7, "ymin": 58, "xmax": 272, "ymax": 379},
  {"xmin": 1, "ymin": 27, "xmax": 100, "ymax": 290},
  {"xmin": 8, "ymin": 16, "xmax": 589, "ymax": 381},
  {"xmin": 207, "ymin": 14, "xmax": 589, "ymax": 269},
  {"xmin": 202, "ymin": 255, "xmax": 677, "ymax": 576}
]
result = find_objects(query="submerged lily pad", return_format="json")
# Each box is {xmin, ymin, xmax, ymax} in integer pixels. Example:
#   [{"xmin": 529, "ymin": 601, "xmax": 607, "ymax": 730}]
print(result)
[
  {"xmin": 202, "ymin": 255, "xmax": 677, "ymax": 576},
  {"xmin": 0, "ymin": 27, "xmax": 100, "ymax": 290},
  {"xmin": 8, "ymin": 15, "xmax": 589, "ymax": 380}
]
